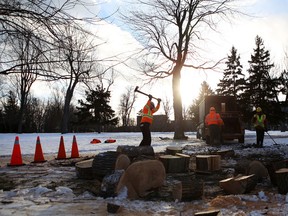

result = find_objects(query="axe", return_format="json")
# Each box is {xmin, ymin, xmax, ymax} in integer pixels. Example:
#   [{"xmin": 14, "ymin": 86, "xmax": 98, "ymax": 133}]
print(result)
[{"xmin": 134, "ymin": 86, "xmax": 159, "ymax": 100}]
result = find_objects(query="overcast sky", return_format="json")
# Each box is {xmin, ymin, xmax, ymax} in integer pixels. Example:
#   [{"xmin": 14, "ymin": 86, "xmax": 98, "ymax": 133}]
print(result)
[{"xmin": 31, "ymin": 0, "xmax": 288, "ymax": 119}]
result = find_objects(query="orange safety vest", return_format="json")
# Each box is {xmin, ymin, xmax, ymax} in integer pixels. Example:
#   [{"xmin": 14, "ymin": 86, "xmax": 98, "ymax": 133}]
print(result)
[
  {"xmin": 205, "ymin": 111, "xmax": 223, "ymax": 126},
  {"xmin": 140, "ymin": 100, "xmax": 160, "ymax": 124}
]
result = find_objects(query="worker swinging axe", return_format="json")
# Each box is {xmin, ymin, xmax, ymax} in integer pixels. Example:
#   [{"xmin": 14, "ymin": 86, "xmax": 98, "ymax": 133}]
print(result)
[
  {"xmin": 134, "ymin": 86, "xmax": 160, "ymax": 100},
  {"xmin": 135, "ymin": 86, "xmax": 161, "ymax": 147}
]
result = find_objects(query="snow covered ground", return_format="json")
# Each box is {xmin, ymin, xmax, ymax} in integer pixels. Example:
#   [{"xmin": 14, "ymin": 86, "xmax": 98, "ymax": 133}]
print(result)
[
  {"xmin": 0, "ymin": 130, "xmax": 287, "ymax": 157},
  {"xmin": 0, "ymin": 131, "xmax": 196, "ymax": 156},
  {"xmin": 1, "ymin": 130, "xmax": 288, "ymax": 215}
]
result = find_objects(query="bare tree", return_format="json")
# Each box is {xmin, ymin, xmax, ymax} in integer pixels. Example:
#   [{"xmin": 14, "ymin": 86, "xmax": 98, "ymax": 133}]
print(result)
[
  {"xmin": 7, "ymin": 30, "xmax": 43, "ymax": 133},
  {"xmin": 0, "ymin": 0, "xmax": 100, "ymax": 77},
  {"xmin": 55, "ymin": 25, "xmax": 101, "ymax": 133},
  {"xmin": 162, "ymin": 96, "xmax": 172, "ymax": 123},
  {"xmin": 122, "ymin": 0, "xmax": 240, "ymax": 139},
  {"xmin": 118, "ymin": 86, "xmax": 136, "ymax": 127}
]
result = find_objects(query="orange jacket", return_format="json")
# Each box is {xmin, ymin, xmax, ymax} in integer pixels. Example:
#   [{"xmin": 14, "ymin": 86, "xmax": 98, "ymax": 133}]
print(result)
[
  {"xmin": 140, "ymin": 100, "xmax": 160, "ymax": 124},
  {"xmin": 205, "ymin": 110, "xmax": 224, "ymax": 126}
]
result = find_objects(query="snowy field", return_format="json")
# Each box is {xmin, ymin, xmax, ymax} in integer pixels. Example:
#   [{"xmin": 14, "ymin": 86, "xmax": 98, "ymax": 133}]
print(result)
[
  {"xmin": 1, "ymin": 130, "xmax": 288, "ymax": 157},
  {"xmin": 0, "ymin": 131, "xmax": 196, "ymax": 157}
]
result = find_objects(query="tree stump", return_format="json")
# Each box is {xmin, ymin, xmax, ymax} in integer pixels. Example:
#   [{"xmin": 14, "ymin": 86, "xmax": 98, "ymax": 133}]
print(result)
[
  {"xmin": 116, "ymin": 145, "xmax": 154, "ymax": 160},
  {"xmin": 276, "ymin": 168, "xmax": 288, "ymax": 194},
  {"xmin": 159, "ymin": 155, "xmax": 189, "ymax": 173},
  {"xmin": 219, "ymin": 174, "xmax": 256, "ymax": 194},
  {"xmin": 75, "ymin": 159, "xmax": 94, "ymax": 179},
  {"xmin": 196, "ymin": 155, "xmax": 221, "ymax": 173}
]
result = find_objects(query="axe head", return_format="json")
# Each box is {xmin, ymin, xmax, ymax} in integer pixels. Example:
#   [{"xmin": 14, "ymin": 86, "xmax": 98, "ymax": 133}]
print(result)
[{"xmin": 134, "ymin": 86, "xmax": 139, "ymax": 92}]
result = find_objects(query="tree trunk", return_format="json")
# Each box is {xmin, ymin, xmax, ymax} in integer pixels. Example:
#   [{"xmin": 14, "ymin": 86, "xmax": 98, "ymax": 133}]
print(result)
[
  {"xmin": 61, "ymin": 88, "xmax": 73, "ymax": 134},
  {"xmin": 17, "ymin": 92, "xmax": 27, "ymax": 133},
  {"xmin": 172, "ymin": 68, "xmax": 186, "ymax": 139}
]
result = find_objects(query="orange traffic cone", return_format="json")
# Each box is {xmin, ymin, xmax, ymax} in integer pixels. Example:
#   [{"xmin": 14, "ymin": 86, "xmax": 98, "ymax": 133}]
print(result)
[
  {"xmin": 56, "ymin": 136, "xmax": 66, "ymax": 159},
  {"xmin": 71, "ymin": 135, "xmax": 79, "ymax": 158},
  {"xmin": 33, "ymin": 136, "xmax": 46, "ymax": 163},
  {"xmin": 8, "ymin": 136, "xmax": 24, "ymax": 166}
]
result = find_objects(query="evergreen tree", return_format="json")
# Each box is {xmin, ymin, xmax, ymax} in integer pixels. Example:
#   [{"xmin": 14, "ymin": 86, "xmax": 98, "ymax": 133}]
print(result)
[
  {"xmin": 216, "ymin": 46, "xmax": 245, "ymax": 96},
  {"xmin": 279, "ymin": 69, "xmax": 288, "ymax": 102},
  {"xmin": 3, "ymin": 91, "xmax": 19, "ymax": 132},
  {"xmin": 76, "ymin": 85, "xmax": 118, "ymax": 132},
  {"xmin": 187, "ymin": 81, "xmax": 214, "ymax": 128},
  {"xmin": 244, "ymin": 35, "xmax": 281, "ymax": 126},
  {"xmin": 246, "ymin": 36, "xmax": 275, "ymax": 106}
]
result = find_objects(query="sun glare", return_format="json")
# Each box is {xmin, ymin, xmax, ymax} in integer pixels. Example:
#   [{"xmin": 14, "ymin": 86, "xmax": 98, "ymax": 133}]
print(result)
[{"xmin": 180, "ymin": 72, "xmax": 202, "ymax": 107}]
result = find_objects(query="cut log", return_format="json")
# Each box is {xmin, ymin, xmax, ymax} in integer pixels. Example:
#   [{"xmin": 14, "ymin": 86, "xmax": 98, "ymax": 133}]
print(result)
[
  {"xmin": 276, "ymin": 168, "xmax": 288, "ymax": 194},
  {"xmin": 75, "ymin": 159, "xmax": 94, "ymax": 179},
  {"xmin": 159, "ymin": 155, "xmax": 188, "ymax": 173},
  {"xmin": 176, "ymin": 153, "xmax": 190, "ymax": 172},
  {"xmin": 166, "ymin": 146, "xmax": 183, "ymax": 155},
  {"xmin": 194, "ymin": 210, "xmax": 221, "ymax": 216},
  {"xmin": 155, "ymin": 174, "xmax": 203, "ymax": 201},
  {"xmin": 266, "ymin": 160, "xmax": 288, "ymax": 186},
  {"xmin": 116, "ymin": 145, "xmax": 154, "ymax": 159},
  {"xmin": 92, "ymin": 151, "xmax": 119, "ymax": 180},
  {"xmin": 115, "ymin": 154, "xmax": 131, "ymax": 171},
  {"xmin": 219, "ymin": 174, "xmax": 255, "ymax": 194},
  {"xmin": 180, "ymin": 178, "xmax": 204, "ymax": 201},
  {"xmin": 196, "ymin": 155, "xmax": 221, "ymax": 173}
]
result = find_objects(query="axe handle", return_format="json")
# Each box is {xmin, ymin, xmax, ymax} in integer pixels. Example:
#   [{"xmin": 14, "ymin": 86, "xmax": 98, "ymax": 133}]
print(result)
[{"xmin": 135, "ymin": 88, "xmax": 158, "ymax": 100}]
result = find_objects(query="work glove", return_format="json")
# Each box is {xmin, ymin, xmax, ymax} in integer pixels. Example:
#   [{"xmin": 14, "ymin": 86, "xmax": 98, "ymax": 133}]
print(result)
[
  {"xmin": 148, "ymin": 94, "xmax": 152, "ymax": 100},
  {"xmin": 157, "ymin": 98, "xmax": 161, "ymax": 103}
]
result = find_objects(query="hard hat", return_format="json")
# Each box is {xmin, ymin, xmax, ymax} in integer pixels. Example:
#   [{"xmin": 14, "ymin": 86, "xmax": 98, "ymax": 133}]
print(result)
[
  {"xmin": 210, "ymin": 107, "xmax": 215, "ymax": 111},
  {"xmin": 256, "ymin": 107, "xmax": 262, "ymax": 112}
]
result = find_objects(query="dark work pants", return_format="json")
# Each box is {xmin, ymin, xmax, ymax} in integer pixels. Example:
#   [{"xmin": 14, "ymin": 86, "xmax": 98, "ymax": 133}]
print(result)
[
  {"xmin": 208, "ymin": 124, "xmax": 221, "ymax": 146},
  {"xmin": 256, "ymin": 128, "xmax": 265, "ymax": 147},
  {"xmin": 139, "ymin": 122, "xmax": 151, "ymax": 146}
]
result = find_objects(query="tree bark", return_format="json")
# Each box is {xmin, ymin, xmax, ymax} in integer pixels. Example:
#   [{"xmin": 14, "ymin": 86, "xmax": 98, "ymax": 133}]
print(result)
[
  {"xmin": 172, "ymin": 68, "xmax": 186, "ymax": 139},
  {"xmin": 61, "ymin": 90, "xmax": 72, "ymax": 133}
]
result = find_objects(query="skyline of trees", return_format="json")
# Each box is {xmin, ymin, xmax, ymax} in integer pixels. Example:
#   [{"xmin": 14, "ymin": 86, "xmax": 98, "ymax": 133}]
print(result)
[
  {"xmin": 1, "ymin": 34, "xmax": 287, "ymax": 133},
  {"xmin": 0, "ymin": 2, "xmax": 287, "ymax": 134}
]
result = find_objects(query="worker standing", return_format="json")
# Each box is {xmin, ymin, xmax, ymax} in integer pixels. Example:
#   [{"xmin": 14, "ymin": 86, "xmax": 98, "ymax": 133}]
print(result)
[
  {"xmin": 205, "ymin": 107, "xmax": 224, "ymax": 146},
  {"xmin": 251, "ymin": 107, "xmax": 267, "ymax": 148},
  {"xmin": 139, "ymin": 94, "xmax": 161, "ymax": 146}
]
